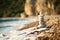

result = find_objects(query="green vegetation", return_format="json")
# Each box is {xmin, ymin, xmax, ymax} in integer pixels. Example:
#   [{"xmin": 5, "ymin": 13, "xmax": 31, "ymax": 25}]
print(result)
[{"xmin": 0, "ymin": 0, "xmax": 26, "ymax": 17}]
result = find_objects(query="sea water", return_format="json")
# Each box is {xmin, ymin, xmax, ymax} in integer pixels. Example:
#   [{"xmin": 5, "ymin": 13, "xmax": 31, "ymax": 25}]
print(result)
[
  {"xmin": 0, "ymin": 18, "xmax": 38, "ymax": 34},
  {"xmin": 0, "ymin": 18, "xmax": 28, "ymax": 34}
]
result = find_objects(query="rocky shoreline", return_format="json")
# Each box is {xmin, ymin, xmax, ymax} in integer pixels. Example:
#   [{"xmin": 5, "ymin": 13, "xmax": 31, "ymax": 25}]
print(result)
[{"xmin": 0, "ymin": 15, "xmax": 60, "ymax": 40}]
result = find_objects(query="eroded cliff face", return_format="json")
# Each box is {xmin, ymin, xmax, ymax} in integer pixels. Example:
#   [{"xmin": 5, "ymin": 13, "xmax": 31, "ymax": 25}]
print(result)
[
  {"xmin": 24, "ymin": 0, "xmax": 57, "ymax": 17},
  {"xmin": 24, "ymin": 0, "xmax": 36, "ymax": 16}
]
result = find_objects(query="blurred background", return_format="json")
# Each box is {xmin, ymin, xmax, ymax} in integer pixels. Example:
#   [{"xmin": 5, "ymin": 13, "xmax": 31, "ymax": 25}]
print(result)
[{"xmin": 0, "ymin": 0, "xmax": 60, "ymax": 18}]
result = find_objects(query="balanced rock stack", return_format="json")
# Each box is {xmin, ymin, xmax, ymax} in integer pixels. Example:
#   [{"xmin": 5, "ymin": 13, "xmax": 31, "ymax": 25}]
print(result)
[{"xmin": 38, "ymin": 12, "xmax": 46, "ymax": 28}]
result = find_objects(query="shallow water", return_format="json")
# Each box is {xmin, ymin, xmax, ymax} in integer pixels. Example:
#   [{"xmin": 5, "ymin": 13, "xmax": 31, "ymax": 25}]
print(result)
[
  {"xmin": 0, "ymin": 26, "xmax": 13, "ymax": 33},
  {"xmin": 0, "ymin": 18, "xmax": 28, "ymax": 33},
  {"xmin": 0, "ymin": 18, "xmax": 38, "ymax": 34}
]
